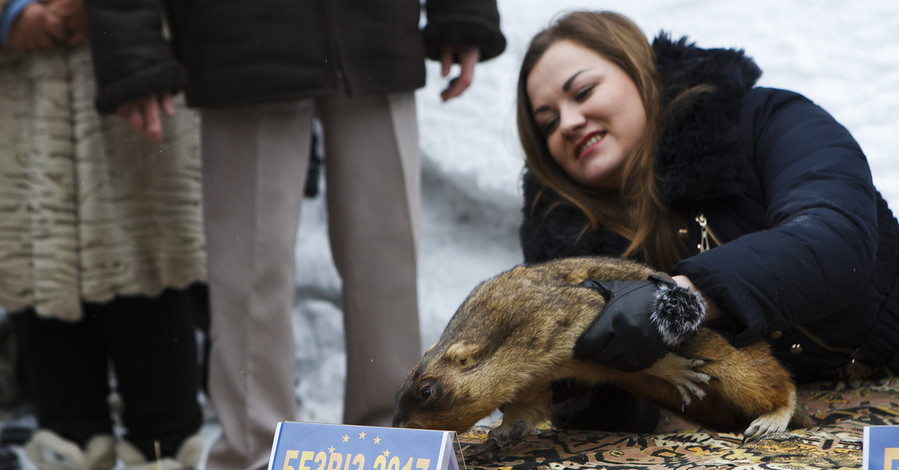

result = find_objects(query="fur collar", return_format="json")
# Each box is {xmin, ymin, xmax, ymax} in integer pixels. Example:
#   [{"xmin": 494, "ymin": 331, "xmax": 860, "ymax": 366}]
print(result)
[{"xmin": 651, "ymin": 34, "xmax": 762, "ymax": 206}]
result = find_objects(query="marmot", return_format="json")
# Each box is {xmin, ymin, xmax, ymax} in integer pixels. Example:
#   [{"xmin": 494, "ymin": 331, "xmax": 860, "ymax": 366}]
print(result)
[{"xmin": 392, "ymin": 256, "xmax": 811, "ymax": 460}]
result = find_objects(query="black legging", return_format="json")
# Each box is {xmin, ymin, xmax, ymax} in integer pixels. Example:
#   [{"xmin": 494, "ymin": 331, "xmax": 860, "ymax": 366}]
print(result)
[{"xmin": 11, "ymin": 284, "xmax": 206, "ymax": 459}]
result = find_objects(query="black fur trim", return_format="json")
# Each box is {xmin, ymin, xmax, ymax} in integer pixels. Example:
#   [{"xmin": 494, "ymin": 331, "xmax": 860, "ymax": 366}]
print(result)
[
  {"xmin": 651, "ymin": 34, "xmax": 761, "ymax": 205},
  {"xmin": 650, "ymin": 283, "xmax": 704, "ymax": 347}
]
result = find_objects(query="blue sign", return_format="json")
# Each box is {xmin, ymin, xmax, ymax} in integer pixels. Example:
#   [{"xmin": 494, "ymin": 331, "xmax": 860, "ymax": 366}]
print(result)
[
  {"xmin": 268, "ymin": 422, "xmax": 459, "ymax": 470},
  {"xmin": 863, "ymin": 426, "xmax": 899, "ymax": 470}
]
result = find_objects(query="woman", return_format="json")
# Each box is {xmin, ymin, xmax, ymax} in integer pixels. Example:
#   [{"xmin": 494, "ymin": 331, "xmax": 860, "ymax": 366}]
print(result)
[
  {"xmin": 0, "ymin": 0, "xmax": 207, "ymax": 468},
  {"xmin": 518, "ymin": 10, "xmax": 899, "ymax": 429}
]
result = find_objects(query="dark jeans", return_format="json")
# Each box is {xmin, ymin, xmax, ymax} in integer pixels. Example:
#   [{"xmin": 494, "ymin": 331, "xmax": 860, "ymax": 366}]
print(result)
[{"xmin": 11, "ymin": 284, "xmax": 207, "ymax": 459}]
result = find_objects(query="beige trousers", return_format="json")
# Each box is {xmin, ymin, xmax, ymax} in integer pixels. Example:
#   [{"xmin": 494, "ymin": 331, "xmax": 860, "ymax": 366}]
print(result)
[{"xmin": 201, "ymin": 92, "xmax": 422, "ymax": 470}]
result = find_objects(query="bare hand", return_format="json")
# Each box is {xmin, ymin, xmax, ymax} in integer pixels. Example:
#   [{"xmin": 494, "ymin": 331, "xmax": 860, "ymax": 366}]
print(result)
[
  {"xmin": 117, "ymin": 93, "xmax": 175, "ymax": 142},
  {"xmin": 7, "ymin": 0, "xmax": 87, "ymax": 51},
  {"xmin": 46, "ymin": 0, "xmax": 88, "ymax": 46},
  {"xmin": 438, "ymin": 46, "xmax": 479, "ymax": 102},
  {"xmin": 672, "ymin": 274, "xmax": 722, "ymax": 322},
  {"xmin": 8, "ymin": 3, "xmax": 66, "ymax": 51}
]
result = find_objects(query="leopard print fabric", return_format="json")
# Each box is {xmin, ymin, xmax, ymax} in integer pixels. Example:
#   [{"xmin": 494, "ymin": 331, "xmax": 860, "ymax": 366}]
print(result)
[{"xmin": 456, "ymin": 378, "xmax": 898, "ymax": 470}]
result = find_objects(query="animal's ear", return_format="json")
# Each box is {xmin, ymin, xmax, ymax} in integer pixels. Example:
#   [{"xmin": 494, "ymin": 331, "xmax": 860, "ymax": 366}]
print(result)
[{"xmin": 445, "ymin": 341, "xmax": 481, "ymax": 367}]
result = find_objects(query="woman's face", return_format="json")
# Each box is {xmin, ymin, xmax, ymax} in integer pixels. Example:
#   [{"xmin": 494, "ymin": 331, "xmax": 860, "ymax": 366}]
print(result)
[{"xmin": 526, "ymin": 40, "xmax": 647, "ymax": 189}]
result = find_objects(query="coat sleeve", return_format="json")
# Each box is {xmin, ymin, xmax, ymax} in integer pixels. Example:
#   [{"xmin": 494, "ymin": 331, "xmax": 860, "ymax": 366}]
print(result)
[
  {"xmin": 422, "ymin": 0, "xmax": 506, "ymax": 62},
  {"xmin": 673, "ymin": 88, "xmax": 878, "ymax": 346},
  {"xmin": 0, "ymin": 0, "xmax": 24, "ymax": 62},
  {"xmin": 84, "ymin": 0, "xmax": 188, "ymax": 113}
]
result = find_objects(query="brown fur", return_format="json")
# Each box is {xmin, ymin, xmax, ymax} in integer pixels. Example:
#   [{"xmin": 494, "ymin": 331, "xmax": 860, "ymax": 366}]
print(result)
[{"xmin": 393, "ymin": 256, "xmax": 812, "ymax": 459}]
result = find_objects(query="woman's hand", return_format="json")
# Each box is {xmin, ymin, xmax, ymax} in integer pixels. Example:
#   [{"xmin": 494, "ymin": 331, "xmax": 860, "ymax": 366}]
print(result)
[
  {"xmin": 47, "ymin": 0, "xmax": 88, "ymax": 46},
  {"xmin": 573, "ymin": 278, "xmax": 671, "ymax": 371},
  {"xmin": 8, "ymin": 2, "xmax": 66, "ymax": 51},
  {"xmin": 8, "ymin": 0, "xmax": 87, "ymax": 52},
  {"xmin": 672, "ymin": 275, "xmax": 722, "ymax": 322},
  {"xmin": 573, "ymin": 275, "xmax": 706, "ymax": 371}
]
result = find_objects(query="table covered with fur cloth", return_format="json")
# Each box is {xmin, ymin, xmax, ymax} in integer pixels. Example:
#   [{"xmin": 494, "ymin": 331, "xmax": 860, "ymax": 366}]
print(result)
[{"xmin": 454, "ymin": 378, "xmax": 898, "ymax": 470}]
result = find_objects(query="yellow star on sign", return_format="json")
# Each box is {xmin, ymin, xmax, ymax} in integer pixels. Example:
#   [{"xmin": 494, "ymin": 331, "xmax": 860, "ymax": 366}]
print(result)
[
  {"xmin": 358, "ymin": 432, "xmax": 366, "ymax": 439},
  {"xmin": 373, "ymin": 437, "xmax": 381, "ymax": 445},
  {"xmin": 383, "ymin": 450, "xmax": 390, "ymax": 458},
  {"xmin": 342, "ymin": 434, "xmax": 350, "ymax": 443},
  {"xmin": 328, "ymin": 446, "xmax": 335, "ymax": 454}
]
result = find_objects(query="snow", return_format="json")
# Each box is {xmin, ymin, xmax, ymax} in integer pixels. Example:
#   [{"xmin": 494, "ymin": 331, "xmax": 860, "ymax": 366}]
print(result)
[{"xmin": 292, "ymin": 0, "xmax": 899, "ymax": 425}]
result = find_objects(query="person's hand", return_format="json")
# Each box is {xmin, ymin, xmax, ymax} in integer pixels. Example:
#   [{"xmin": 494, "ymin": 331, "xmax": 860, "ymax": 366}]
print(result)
[
  {"xmin": 7, "ymin": 0, "xmax": 86, "ymax": 52},
  {"xmin": 117, "ymin": 93, "xmax": 175, "ymax": 142},
  {"xmin": 438, "ymin": 46, "xmax": 479, "ymax": 102},
  {"xmin": 8, "ymin": 2, "xmax": 67, "ymax": 51},
  {"xmin": 671, "ymin": 274, "xmax": 722, "ymax": 322},
  {"xmin": 573, "ymin": 275, "xmax": 705, "ymax": 372},
  {"xmin": 46, "ymin": 0, "xmax": 87, "ymax": 47}
]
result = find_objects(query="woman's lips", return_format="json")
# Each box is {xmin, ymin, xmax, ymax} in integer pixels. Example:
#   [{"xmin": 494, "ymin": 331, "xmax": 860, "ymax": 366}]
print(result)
[{"xmin": 576, "ymin": 131, "xmax": 606, "ymax": 159}]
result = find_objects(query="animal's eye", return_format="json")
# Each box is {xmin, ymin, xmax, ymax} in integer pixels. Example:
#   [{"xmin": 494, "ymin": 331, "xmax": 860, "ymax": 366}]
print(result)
[{"xmin": 420, "ymin": 387, "xmax": 432, "ymax": 400}]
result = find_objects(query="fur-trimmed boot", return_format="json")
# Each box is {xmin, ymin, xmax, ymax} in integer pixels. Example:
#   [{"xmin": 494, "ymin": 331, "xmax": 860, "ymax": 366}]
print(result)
[
  {"xmin": 24, "ymin": 430, "xmax": 116, "ymax": 470},
  {"xmin": 116, "ymin": 434, "xmax": 205, "ymax": 470}
]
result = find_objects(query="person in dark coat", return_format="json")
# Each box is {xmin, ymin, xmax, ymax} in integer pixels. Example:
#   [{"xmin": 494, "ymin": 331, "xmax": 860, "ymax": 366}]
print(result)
[
  {"xmin": 517, "ymin": 10, "xmax": 899, "ymax": 430},
  {"xmin": 82, "ymin": 2, "xmax": 506, "ymax": 470}
]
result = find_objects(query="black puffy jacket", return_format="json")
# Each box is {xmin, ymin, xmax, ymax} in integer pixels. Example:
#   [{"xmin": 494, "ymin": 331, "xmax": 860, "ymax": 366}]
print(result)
[
  {"xmin": 84, "ymin": 0, "xmax": 506, "ymax": 112},
  {"xmin": 520, "ymin": 35, "xmax": 899, "ymax": 381}
]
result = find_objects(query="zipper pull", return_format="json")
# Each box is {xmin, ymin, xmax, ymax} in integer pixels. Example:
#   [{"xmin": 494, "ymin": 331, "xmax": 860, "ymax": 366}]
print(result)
[{"xmin": 696, "ymin": 213, "xmax": 711, "ymax": 253}]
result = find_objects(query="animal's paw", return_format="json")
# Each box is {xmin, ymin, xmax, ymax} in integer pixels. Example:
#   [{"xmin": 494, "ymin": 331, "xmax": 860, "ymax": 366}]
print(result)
[
  {"xmin": 469, "ymin": 440, "xmax": 503, "ymax": 463},
  {"xmin": 468, "ymin": 418, "xmax": 530, "ymax": 463},
  {"xmin": 742, "ymin": 416, "xmax": 789, "ymax": 443},
  {"xmin": 649, "ymin": 275, "xmax": 704, "ymax": 347},
  {"xmin": 646, "ymin": 354, "xmax": 711, "ymax": 408},
  {"xmin": 742, "ymin": 390, "xmax": 796, "ymax": 442}
]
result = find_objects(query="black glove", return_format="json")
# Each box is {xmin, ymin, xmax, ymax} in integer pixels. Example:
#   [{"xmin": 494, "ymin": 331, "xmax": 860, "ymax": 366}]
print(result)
[{"xmin": 573, "ymin": 275, "xmax": 704, "ymax": 372}]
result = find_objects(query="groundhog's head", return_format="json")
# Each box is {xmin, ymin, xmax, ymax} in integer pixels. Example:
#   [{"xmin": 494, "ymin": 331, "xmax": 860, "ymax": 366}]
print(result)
[
  {"xmin": 391, "ymin": 339, "xmax": 502, "ymax": 433},
  {"xmin": 392, "ymin": 264, "xmax": 604, "ymax": 433}
]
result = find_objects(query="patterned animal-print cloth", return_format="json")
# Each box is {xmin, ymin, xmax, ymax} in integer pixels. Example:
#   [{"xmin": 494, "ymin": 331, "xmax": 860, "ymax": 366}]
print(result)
[{"xmin": 454, "ymin": 378, "xmax": 897, "ymax": 470}]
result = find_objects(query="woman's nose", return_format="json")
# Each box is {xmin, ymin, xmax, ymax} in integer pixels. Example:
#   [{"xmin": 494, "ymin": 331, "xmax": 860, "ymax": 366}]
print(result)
[{"xmin": 559, "ymin": 105, "xmax": 585, "ymax": 136}]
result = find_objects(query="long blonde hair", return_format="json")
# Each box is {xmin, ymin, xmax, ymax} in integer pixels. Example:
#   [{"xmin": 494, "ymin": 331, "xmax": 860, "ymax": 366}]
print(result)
[{"xmin": 517, "ymin": 10, "xmax": 696, "ymax": 271}]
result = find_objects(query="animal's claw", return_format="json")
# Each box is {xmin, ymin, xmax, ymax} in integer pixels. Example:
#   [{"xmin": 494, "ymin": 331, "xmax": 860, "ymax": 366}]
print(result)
[
  {"xmin": 646, "ymin": 354, "xmax": 712, "ymax": 408},
  {"xmin": 742, "ymin": 427, "xmax": 760, "ymax": 444},
  {"xmin": 676, "ymin": 386, "xmax": 691, "ymax": 409},
  {"xmin": 740, "ymin": 387, "xmax": 796, "ymax": 445},
  {"xmin": 742, "ymin": 413, "xmax": 791, "ymax": 443}
]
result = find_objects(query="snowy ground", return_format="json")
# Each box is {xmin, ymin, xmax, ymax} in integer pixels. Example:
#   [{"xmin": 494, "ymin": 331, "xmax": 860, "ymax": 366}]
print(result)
[{"xmin": 292, "ymin": 0, "xmax": 899, "ymax": 425}]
